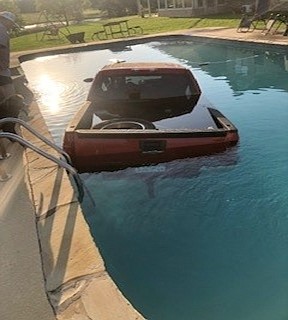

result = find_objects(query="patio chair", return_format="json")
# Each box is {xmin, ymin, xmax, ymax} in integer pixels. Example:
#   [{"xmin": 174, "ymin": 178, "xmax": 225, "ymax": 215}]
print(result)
[
  {"xmin": 41, "ymin": 25, "xmax": 61, "ymax": 41},
  {"xmin": 237, "ymin": 12, "xmax": 267, "ymax": 33},
  {"xmin": 262, "ymin": 12, "xmax": 286, "ymax": 35},
  {"xmin": 277, "ymin": 14, "xmax": 288, "ymax": 36},
  {"xmin": 237, "ymin": 0, "xmax": 270, "ymax": 33},
  {"xmin": 283, "ymin": 16, "xmax": 288, "ymax": 36},
  {"xmin": 237, "ymin": 14, "xmax": 256, "ymax": 32}
]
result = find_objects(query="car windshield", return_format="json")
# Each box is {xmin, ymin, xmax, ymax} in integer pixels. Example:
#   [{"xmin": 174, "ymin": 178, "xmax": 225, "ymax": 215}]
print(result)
[{"xmin": 92, "ymin": 73, "xmax": 197, "ymax": 101}]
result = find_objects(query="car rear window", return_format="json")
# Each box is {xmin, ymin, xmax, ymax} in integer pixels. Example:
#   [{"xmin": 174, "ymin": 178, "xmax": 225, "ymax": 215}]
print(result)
[{"xmin": 92, "ymin": 73, "xmax": 199, "ymax": 101}]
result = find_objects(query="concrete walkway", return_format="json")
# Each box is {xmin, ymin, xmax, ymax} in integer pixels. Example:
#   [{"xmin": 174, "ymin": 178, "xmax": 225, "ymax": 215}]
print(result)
[
  {"xmin": 2, "ymin": 58, "xmax": 146, "ymax": 320},
  {"xmin": 183, "ymin": 26, "xmax": 288, "ymax": 46},
  {"xmin": 2, "ymin": 26, "xmax": 287, "ymax": 320},
  {"xmin": 0, "ymin": 141, "xmax": 55, "ymax": 320}
]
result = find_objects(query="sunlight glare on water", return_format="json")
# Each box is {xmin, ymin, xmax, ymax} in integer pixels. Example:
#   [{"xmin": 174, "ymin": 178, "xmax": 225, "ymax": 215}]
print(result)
[
  {"xmin": 34, "ymin": 74, "xmax": 64, "ymax": 114},
  {"xmin": 21, "ymin": 38, "xmax": 288, "ymax": 320}
]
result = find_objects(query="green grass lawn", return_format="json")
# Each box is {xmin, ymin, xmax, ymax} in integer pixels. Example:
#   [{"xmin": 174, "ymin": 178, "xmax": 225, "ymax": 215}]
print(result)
[{"xmin": 11, "ymin": 14, "xmax": 241, "ymax": 52}]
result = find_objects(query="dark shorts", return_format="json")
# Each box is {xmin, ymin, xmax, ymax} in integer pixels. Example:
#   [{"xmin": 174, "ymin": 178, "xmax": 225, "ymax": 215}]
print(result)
[{"xmin": 0, "ymin": 75, "xmax": 12, "ymax": 86}]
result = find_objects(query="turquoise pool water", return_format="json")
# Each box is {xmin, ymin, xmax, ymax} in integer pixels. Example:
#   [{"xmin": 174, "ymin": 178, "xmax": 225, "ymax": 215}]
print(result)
[{"xmin": 22, "ymin": 38, "xmax": 288, "ymax": 320}]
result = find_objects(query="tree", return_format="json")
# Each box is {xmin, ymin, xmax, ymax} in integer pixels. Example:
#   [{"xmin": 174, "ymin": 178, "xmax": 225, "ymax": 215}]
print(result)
[
  {"xmin": 0, "ymin": 0, "xmax": 23, "ymax": 27},
  {"xmin": 16, "ymin": 0, "xmax": 36, "ymax": 13},
  {"xmin": 0, "ymin": 0, "xmax": 20, "ymax": 13},
  {"xmin": 35, "ymin": 0, "xmax": 91, "ymax": 25},
  {"xmin": 93, "ymin": 0, "xmax": 138, "ymax": 17}
]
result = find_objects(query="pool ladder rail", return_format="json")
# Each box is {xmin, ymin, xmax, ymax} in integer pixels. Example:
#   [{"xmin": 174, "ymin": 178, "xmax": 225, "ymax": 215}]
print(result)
[{"xmin": 0, "ymin": 117, "xmax": 84, "ymax": 201}]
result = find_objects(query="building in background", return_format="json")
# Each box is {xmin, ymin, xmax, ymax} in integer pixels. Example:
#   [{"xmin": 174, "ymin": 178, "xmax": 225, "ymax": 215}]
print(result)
[
  {"xmin": 156, "ymin": 0, "xmax": 288, "ymax": 18},
  {"xmin": 157, "ymin": 0, "xmax": 232, "ymax": 17}
]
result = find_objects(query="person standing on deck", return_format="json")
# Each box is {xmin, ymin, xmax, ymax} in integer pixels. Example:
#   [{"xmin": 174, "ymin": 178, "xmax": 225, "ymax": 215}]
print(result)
[{"xmin": 0, "ymin": 11, "xmax": 18, "ymax": 102}]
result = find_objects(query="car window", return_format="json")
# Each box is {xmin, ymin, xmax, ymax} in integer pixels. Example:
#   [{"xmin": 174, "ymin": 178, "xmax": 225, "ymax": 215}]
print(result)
[{"xmin": 93, "ymin": 73, "xmax": 198, "ymax": 101}]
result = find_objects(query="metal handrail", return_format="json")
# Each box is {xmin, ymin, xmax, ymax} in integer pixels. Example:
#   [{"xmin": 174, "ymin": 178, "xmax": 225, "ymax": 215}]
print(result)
[
  {"xmin": 0, "ymin": 132, "xmax": 84, "ymax": 201},
  {"xmin": 0, "ymin": 117, "xmax": 72, "ymax": 164}
]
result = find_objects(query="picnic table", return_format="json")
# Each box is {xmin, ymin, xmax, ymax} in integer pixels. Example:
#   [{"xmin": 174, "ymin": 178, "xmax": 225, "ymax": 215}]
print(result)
[{"xmin": 92, "ymin": 20, "xmax": 143, "ymax": 40}]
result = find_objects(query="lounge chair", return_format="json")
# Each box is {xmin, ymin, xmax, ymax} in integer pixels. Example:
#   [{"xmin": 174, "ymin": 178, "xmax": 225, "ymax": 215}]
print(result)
[
  {"xmin": 237, "ymin": 0, "xmax": 270, "ymax": 33},
  {"xmin": 237, "ymin": 14, "xmax": 255, "ymax": 32},
  {"xmin": 41, "ymin": 25, "xmax": 61, "ymax": 40},
  {"xmin": 262, "ymin": 12, "xmax": 287, "ymax": 35},
  {"xmin": 237, "ymin": 12, "xmax": 267, "ymax": 32}
]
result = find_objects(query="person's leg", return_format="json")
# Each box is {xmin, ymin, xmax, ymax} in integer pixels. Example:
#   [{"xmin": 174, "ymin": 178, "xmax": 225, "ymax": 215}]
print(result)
[
  {"xmin": 0, "ymin": 85, "xmax": 7, "ymax": 102},
  {"xmin": 0, "ymin": 75, "xmax": 15, "ymax": 102},
  {"xmin": 0, "ymin": 83, "xmax": 15, "ymax": 100}
]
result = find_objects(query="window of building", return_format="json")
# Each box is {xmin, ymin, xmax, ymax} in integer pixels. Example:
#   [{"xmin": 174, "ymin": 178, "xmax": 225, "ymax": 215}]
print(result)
[
  {"xmin": 207, "ymin": 0, "xmax": 215, "ymax": 7},
  {"xmin": 167, "ymin": 0, "xmax": 174, "ymax": 8},
  {"xmin": 175, "ymin": 0, "xmax": 183, "ymax": 8},
  {"xmin": 197, "ymin": 0, "xmax": 203, "ymax": 8}
]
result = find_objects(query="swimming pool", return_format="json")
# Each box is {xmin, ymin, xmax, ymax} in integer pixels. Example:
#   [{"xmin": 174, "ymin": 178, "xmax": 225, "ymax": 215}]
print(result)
[{"xmin": 22, "ymin": 37, "xmax": 288, "ymax": 320}]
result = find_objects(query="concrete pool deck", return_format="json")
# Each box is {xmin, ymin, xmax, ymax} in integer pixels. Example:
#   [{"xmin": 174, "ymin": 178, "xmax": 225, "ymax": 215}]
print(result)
[{"xmin": 2, "ymin": 27, "xmax": 288, "ymax": 319}]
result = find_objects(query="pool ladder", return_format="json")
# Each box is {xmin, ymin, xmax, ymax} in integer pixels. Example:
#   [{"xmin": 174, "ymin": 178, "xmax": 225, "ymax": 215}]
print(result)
[{"xmin": 0, "ymin": 117, "xmax": 84, "ymax": 201}]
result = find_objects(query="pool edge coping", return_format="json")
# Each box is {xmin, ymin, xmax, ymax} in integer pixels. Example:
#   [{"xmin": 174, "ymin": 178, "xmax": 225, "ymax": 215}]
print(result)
[{"xmin": 12, "ymin": 77, "xmax": 146, "ymax": 319}]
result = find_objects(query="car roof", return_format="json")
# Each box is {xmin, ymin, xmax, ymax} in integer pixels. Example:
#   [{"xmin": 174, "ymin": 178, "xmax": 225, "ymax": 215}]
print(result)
[{"xmin": 100, "ymin": 62, "xmax": 189, "ymax": 73}]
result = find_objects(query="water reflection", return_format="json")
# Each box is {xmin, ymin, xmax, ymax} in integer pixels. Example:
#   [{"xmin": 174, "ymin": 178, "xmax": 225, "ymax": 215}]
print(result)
[
  {"xmin": 154, "ymin": 40, "xmax": 288, "ymax": 93},
  {"xmin": 82, "ymin": 149, "xmax": 238, "ymax": 200},
  {"xmin": 34, "ymin": 74, "xmax": 63, "ymax": 114}
]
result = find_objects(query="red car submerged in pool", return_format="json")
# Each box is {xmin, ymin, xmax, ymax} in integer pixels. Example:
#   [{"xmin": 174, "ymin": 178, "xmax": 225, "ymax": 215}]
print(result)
[{"xmin": 63, "ymin": 62, "xmax": 239, "ymax": 172}]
